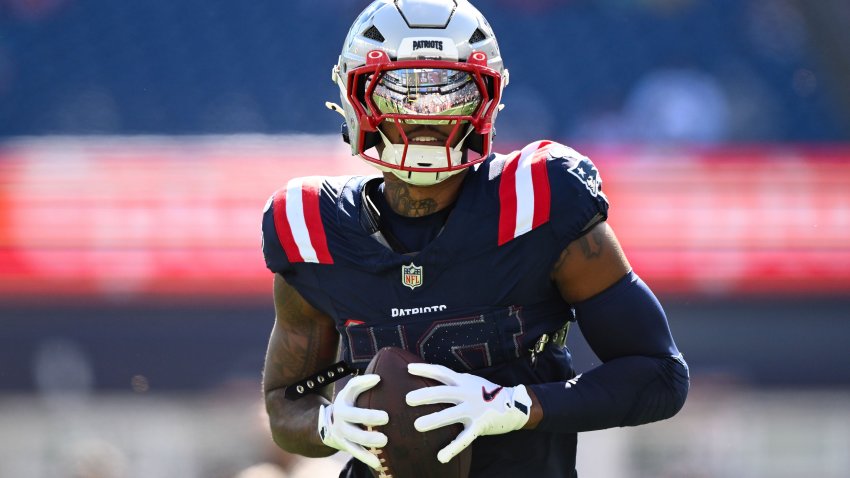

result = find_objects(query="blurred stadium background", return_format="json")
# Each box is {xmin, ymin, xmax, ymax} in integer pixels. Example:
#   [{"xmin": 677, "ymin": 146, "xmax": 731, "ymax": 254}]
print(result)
[{"xmin": 1, "ymin": 0, "xmax": 849, "ymax": 477}]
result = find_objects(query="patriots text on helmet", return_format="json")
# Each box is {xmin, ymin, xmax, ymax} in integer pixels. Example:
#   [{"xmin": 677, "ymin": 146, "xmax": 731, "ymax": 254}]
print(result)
[{"xmin": 412, "ymin": 40, "xmax": 444, "ymax": 51}]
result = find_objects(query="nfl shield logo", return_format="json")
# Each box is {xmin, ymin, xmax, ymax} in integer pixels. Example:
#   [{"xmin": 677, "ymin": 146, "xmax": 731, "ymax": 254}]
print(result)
[{"xmin": 402, "ymin": 263, "xmax": 423, "ymax": 290}]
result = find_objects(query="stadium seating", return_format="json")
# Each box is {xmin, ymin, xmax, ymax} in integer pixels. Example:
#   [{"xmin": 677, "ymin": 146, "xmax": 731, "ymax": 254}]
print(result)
[{"xmin": 0, "ymin": 0, "xmax": 845, "ymax": 141}]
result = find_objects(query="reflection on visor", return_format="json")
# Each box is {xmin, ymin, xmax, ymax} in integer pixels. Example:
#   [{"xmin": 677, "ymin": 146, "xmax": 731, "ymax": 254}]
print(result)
[{"xmin": 371, "ymin": 68, "xmax": 482, "ymax": 122}]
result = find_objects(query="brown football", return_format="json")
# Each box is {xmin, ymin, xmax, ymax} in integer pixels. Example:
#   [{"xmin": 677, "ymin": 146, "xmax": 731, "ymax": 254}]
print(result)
[{"xmin": 355, "ymin": 347, "xmax": 471, "ymax": 478}]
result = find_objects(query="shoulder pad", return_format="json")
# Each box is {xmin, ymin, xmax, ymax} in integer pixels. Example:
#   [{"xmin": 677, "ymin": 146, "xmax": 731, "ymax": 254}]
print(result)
[
  {"xmin": 262, "ymin": 176, "xmax": 334, "ymax": 271},
  {"xmin": 496, "ymin": 141, "xmax": 608, "ymax": 246},
  {"xmin": 546, "ymin": 143, "xmax": 609, "ymax": 244},
  {"xmin": 545, "ymin": 143, "xmax": 604, "ymax": 199}
]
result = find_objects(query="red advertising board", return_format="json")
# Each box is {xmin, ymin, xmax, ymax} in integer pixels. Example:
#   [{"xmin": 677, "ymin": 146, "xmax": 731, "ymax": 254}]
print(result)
[
  {"xmin": 594, "ymin": 146, "xmax": 850, "ymax": 295},
  {"xmin": 0, "ymin": 137, "xmax": 847, "ymax": 301}
]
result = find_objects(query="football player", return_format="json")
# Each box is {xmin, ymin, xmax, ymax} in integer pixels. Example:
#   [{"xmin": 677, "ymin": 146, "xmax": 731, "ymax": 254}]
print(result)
[{"xmin": 261, "ymin": 1, "xmax": 689, "ymax": 477}]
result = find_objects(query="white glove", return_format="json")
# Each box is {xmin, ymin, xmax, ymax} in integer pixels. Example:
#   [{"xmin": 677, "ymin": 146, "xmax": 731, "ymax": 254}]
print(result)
[
  {"xmin": 317, "ymin": 374, "xmax": 389, "ymax": 470},
  {"xmin": 405, "ymin": 363, "xmax": 532, "ymax": 464}
]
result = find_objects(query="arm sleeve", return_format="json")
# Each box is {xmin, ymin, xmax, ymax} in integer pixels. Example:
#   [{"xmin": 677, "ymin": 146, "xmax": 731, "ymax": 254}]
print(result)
[{"xmin": 529, "ymin": 272, "xmax": 690, "ymax": 433}]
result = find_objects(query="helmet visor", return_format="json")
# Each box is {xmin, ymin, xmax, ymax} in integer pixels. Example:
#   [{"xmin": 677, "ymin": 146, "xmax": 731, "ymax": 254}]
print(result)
[{"xmin": 370, "ymin": 68, "xmax": 482, "ymax": 124}]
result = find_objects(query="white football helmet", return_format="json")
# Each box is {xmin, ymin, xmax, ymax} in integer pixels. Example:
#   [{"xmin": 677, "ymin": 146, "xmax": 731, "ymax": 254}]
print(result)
[{"xmin": 328, "ymin": 0, "xmax": 508, "ymax": 186}]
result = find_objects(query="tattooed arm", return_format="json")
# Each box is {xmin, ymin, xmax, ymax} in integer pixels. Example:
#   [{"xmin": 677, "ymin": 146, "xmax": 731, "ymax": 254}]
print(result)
[
  {"xmin": 263, "ymin": 273, "xmax": 340, "ymax": 457},
  {"xmin": 523, "ymin": 221, "xmax": 689, "ymax": 432},
  {"xmin": 551, "ymin": 221, "xmax": 631, "ymax": 303}
]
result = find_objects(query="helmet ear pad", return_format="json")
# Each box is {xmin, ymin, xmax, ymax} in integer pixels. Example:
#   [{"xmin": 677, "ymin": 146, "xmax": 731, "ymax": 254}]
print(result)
[
  {"xmin": 362, "ymin": 131, "xmax": 381, "ymax": 151},
  {"xmin": 464, "ymin": 131, "xmax": 485, "ymax": 156},
  {"xmin": 340, "ymin": 122, "xmax": 380, "ymax": 150}
]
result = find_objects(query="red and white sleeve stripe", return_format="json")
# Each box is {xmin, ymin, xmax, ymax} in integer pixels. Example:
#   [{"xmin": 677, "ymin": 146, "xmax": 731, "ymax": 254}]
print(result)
[
  {"xmin": 498, "ymin": 140, "xmax": 552, "ymax": 246},
  {"xmin": 272, "ymin": 177, "xmax": 334, "ymax": 264}
]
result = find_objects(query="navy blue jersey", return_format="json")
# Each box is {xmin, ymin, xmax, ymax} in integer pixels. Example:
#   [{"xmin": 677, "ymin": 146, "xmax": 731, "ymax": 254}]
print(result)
[{"xmin": 262, "ymin": 141, "xmax": 609, "ymax": 477}]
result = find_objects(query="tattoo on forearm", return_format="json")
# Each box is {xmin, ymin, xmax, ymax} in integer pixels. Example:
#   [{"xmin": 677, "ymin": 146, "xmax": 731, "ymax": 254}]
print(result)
[
  {"xmin": 578, "ymin": 227, "xmax": 604, "ymax": 259},
  {"xmin": 270, "ymin": 279, "xmax": 336, "ymax": 384},
  {"xmin": 384, "ymin": 182, "xmax": 438, "ymax": 217},
  {"xmin": 274, "ymin": 325, "xmax": 316, "ymax": 380}
]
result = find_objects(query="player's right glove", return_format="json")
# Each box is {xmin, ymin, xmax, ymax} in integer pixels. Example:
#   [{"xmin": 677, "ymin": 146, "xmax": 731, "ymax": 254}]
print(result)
[
  {"xmin": 406, "ymin": 363, "xmax": 532, "ymax": 464},
  {"xmin": 317, "ymin": 374, "xmax": 389, "ymax": 470}
]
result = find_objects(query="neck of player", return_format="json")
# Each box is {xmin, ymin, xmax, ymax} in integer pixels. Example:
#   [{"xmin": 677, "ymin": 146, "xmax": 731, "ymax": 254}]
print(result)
[{"xmin": 381, "ymin": 171, "xmax": 466, "ymax": 218}]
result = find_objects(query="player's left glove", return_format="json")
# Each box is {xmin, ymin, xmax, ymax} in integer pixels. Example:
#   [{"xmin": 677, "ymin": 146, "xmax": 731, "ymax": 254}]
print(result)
[
  {"xmin": 317, "ymin": 374, "xmax": 388, "ymax": 470},
  {"xmin": 405, "ymin": 363, "xmax": 532, "ymax": 464}
]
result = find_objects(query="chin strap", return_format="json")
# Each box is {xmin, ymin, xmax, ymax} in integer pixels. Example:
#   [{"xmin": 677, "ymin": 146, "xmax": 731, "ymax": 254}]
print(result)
[{"xmin": 376, "ymin": 124, "xmax": 475, "ymax": 186}]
